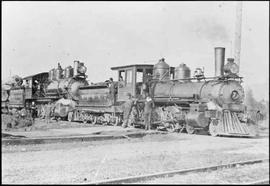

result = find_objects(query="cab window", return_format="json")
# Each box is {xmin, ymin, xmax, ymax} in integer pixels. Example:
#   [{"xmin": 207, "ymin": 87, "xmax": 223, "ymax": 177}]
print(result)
[
  {"xmin": 136, "ymin": 69, "xmax": 143, "ymax": 83},
  {"xmin": 118, "ymin": 70, "xmax": 125, "ymax": 81},
  {"xmin": 126, "ymin": 70, "xmax": 132, "ymax": 84}
]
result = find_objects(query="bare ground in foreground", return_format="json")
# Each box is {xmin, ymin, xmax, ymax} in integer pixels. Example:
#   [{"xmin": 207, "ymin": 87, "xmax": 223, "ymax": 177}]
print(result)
[{"xmin": 2, "ymin": 124, "xmax": 269, "ymax": 184}]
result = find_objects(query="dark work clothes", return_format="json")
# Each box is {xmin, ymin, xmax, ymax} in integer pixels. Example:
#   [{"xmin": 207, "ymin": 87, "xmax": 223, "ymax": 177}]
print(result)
[
  {"xmin": 31, "ymin": 105, "xmax": 37, "ymax": 118},
  {"xmin": 144, "ymin": 98, "xmax": 154, "ymax": 113},
  {"xmin": 109, "ymin": 82, "xmax": 117, "ymax": 103},
  {"xmin": 122, "ymin": 99, "xmax": 134, "ymax": 127}
]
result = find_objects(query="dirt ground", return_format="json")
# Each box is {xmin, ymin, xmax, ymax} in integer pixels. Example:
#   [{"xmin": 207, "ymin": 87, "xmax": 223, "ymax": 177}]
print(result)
[
  {"xmin": 2, "ymin": 121, "xmax": 269, "ymax": 184},
  {"xmin": 2, "ymin": 114, "xmax": 100, "ymax": 132},
  {"xmin": 2, "ymin": 115, "xmax": 269, "ymax": 184}
]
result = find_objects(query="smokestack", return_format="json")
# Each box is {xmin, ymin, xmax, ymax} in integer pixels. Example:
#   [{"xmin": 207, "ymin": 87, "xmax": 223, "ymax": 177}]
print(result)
[
  {"xmin": 73, "ymin": 60, "xmax": 79, "ymax": 77},
  {"xmin": 214, "ymin": 47, "xmax": 225, "ymax": 77}
]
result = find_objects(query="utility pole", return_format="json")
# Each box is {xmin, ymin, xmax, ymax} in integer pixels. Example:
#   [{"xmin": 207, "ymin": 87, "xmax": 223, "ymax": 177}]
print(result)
[{"xmin": 234, "ymin": 1, "xmax": 243, "ymax": 74}]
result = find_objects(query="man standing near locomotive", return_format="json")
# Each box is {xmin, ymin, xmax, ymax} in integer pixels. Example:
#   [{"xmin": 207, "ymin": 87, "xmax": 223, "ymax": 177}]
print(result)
[
  {"xmin": 30, "ymin": 101, "xmax": 37, "ymax": 130},
  {"xmin": 45, "ymin": 102, "xmax": 52, "ymax": 124},
  {"xmin": 144, "ymin": 93, "xmax": 155, "ymax": 130},
  {"xmin": 25, "ymin": 80, "xmax": 30, "ymax": 88},
  {"xmin": 141, "ymin": 73, "xmax": 151, "ymax": 99},
  {"xmin": 118, "ymin": 75, "xmax": 124, "ymax": 88},
  {"xmin": 122, "ymin": 93, "xmax": 136, "ymax": 128},
  {"xmin": 109, "ymin": 78, "xmax": 117, "ymax": 104}
]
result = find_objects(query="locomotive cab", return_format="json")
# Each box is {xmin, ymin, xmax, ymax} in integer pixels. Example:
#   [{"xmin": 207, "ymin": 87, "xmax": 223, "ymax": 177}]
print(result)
[
  {"xmin": 23, "ymin": 72, "xmax": 49, "ymax": 100},
  {"xmin": 111, "ymin": 64, "xmax": 154, "ymax": 101}
]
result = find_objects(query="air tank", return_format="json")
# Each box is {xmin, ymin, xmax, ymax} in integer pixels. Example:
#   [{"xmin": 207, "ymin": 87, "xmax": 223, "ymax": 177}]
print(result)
[
  {"xmin": 214, "ymin": 47, "xmax": 225, "ymax": 77},
  {"xmin": 64, "ymin": 66, "xmax": 74, "ymax": 78},
  {"xmin": 153, "ymin": 58, "xmax": 170, "ymax": 80},
  {"xmin": 175, "ymin": 63, "xmax": 191, "ymax": 80}
]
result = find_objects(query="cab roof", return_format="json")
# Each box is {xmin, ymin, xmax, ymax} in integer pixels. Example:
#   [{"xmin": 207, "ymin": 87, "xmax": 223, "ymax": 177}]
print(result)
[
  {"xmin": 111, "ymin": 64, "xmax": 154, "ymax": 71},
  {"xmin": 23, "ymin": 72, "xmax": 49, "ymax": 80}
]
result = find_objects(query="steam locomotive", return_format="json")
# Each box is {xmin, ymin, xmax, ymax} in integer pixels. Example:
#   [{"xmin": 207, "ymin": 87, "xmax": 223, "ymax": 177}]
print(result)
[
  {"xmin": 1, "ymin": 47, "xmax": 257, "ymax": 137},
  {"xmin": 1, "ymin": 61, "xmax": 88, "ymax": 118}
]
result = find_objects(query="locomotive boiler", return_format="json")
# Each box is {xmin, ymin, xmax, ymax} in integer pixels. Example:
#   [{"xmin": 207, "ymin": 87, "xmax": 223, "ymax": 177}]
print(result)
[
  {"xmin": 46, "ymin": 61, "xmax": 88, "ymax": 100},
  {"xmin": 45, "ymin": 61, "xmax": 89, "ymax": 118}
]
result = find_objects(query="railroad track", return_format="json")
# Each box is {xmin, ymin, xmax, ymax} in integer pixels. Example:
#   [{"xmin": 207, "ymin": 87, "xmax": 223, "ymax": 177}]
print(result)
[
  {"xmin": 246, "ymin": 178, "xmax": 269, "ymax": 185},
  {"xmin": 88, "ymin": 158, "xmax": 269, "ymax": 184}
]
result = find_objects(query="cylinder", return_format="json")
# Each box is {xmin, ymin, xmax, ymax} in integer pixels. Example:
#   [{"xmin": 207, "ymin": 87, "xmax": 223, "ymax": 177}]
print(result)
[
  {"xmin": 74, "ymin": 61, "xmax": 79, "ymax": 77},
  {"xmin": 185, "ymin": 112, "xmax": 209, "ymax": 128},
  {"xmin": 214, "ymin": 47, "xmax": 225, "ymax": 77}
]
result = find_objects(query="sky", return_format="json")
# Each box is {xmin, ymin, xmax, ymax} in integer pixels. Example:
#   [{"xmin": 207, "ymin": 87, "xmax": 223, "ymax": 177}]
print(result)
[{"xmin": 2, "ymin": 1, "xmax": 269, "ymax": 101}]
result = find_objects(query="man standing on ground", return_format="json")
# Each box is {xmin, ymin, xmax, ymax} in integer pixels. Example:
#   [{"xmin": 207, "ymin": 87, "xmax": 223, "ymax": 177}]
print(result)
[
  {"xmin": 122, "ymin": 93, "xmax": 135, "ymax": 128},
  {"xmin": 144, "ymin": 93, "xmax": 155, "ymax": 130},
  {"xmin": 45, "ymin": 102, "xmax": 52, "ymax": 124},
  {"xmin": 30, "ymin": 101, "xmax": 37, "ymax": 129}
]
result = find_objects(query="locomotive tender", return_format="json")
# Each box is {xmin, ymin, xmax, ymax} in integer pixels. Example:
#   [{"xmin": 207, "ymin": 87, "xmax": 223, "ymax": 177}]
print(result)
[{"xmin": 1, "ymin": 47, "xmax": 257, "ymax": 137}]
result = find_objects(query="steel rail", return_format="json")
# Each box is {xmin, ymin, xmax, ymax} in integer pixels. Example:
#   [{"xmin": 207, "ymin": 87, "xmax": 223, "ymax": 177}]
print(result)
[
  {"xmin": 88, "ymin": 158, "xmax": 269, "ymax": 184},
  {"xmin": 245, "ymin": 178, "xmax": 269, "ymax": 185}
]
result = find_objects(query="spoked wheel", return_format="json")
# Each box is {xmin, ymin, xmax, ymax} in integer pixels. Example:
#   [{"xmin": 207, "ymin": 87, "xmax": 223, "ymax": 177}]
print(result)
[
  {"xmin": 113, "ymin": 117, "xmax": 119, "ymax": 126},
  {"xmin": 92, "ymin": 116, "xmax": 97, "ymax": 125},
  {"xmin": 166, "ymin": 123, "xmax": 175, "ymax": 133},
  {"xmin": 67, "ymin": 112, "xmax": 73, "ymax": 122},
  {"xmin": 82, "ymin": 113, "xmax": 88, "ymax": 124},
  {"xmin": 209, "ymin": 120, "xmax": 219, "ymax": 137},
  {"xmin": 186, "ymin": 124, "xmax": 195, "ymax": 134},
  {"xmin": 39, "ymin": 105, "xmax": 44, "ymax": 119}
]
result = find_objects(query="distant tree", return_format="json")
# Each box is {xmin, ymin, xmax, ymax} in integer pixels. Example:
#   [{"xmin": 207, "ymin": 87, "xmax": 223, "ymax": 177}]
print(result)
[
  {"xmin": 244, "ymin": 88, "xmax": 269, "ymax": 120},
  {"xmin": 244, "ymin": 88, "xmax": 257, "ymax": 109}
]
